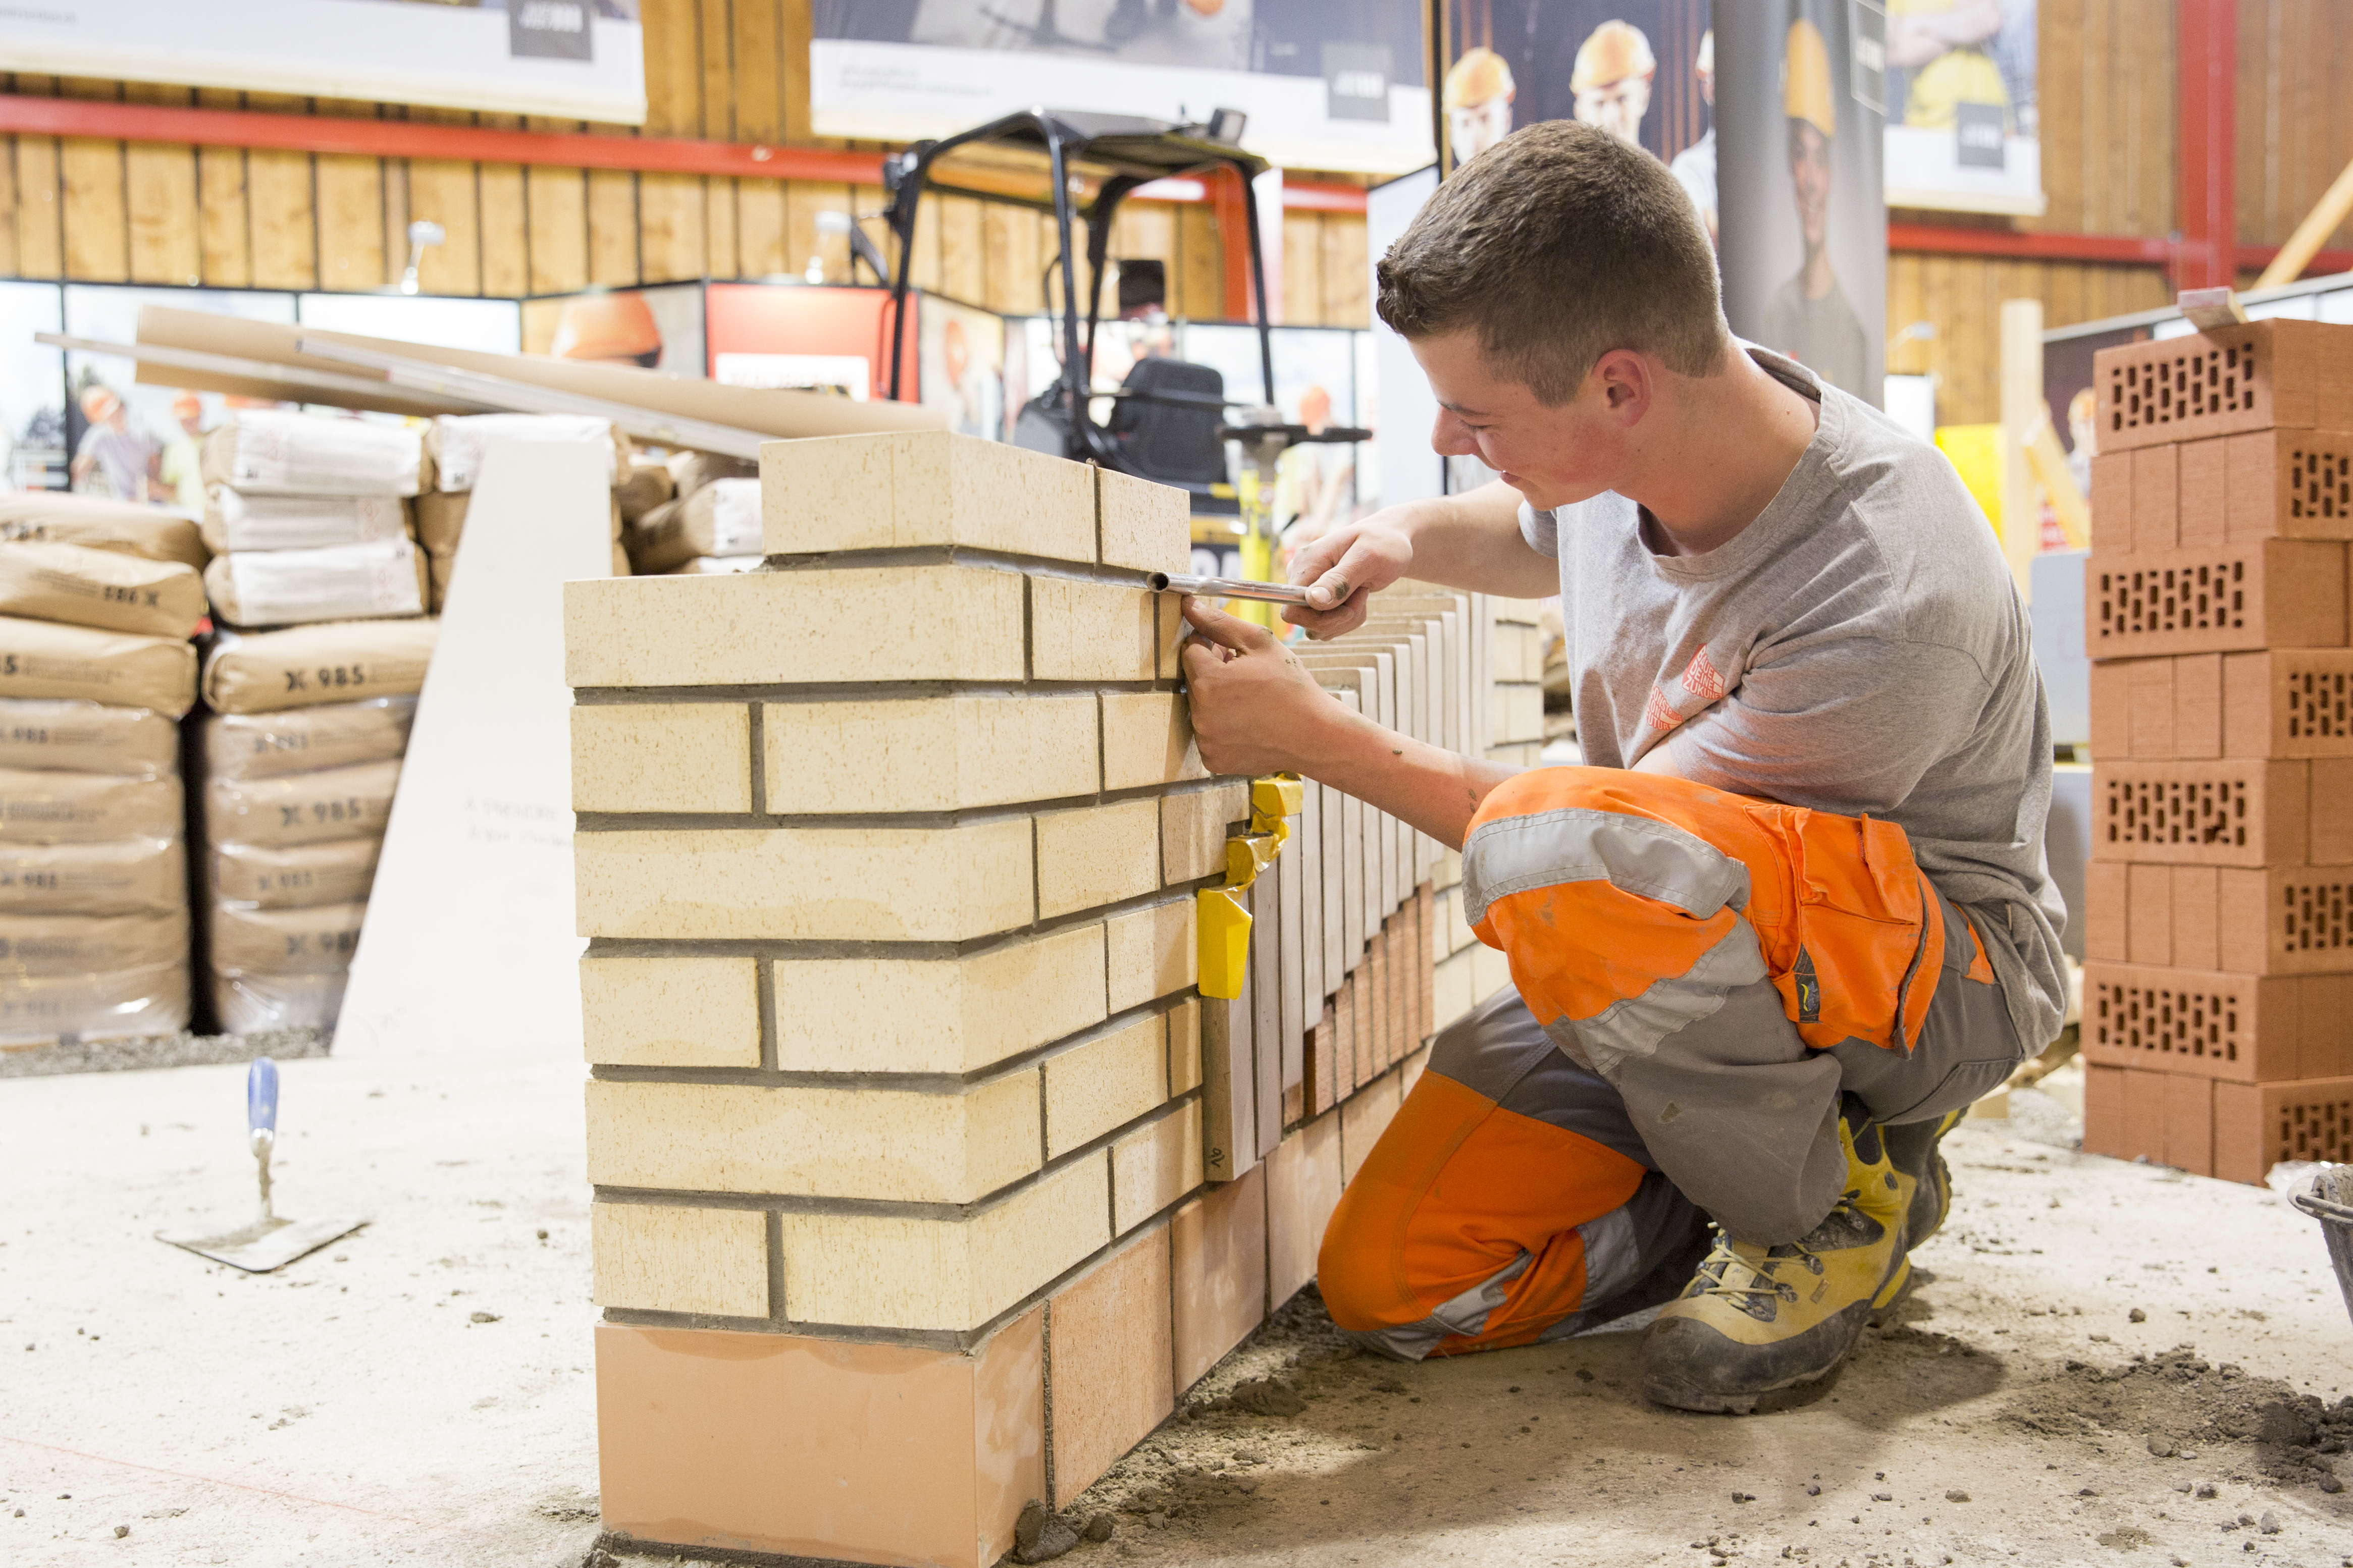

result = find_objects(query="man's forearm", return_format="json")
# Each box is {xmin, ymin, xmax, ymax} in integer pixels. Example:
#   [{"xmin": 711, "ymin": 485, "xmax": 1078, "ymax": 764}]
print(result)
[
  {"xmin": 1389, "ymin": 481, "xmax": 1561, "ymax": 600},
  {"xmin": 1297, "ymin": 697, "xmax": 1524, "ymax": 851}
]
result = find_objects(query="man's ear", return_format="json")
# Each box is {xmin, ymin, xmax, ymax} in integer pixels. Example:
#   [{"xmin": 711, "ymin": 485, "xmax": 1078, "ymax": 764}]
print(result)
[{"xmin": 1592, "ymin": 349, "xmax": 1652, "ymax": 422}]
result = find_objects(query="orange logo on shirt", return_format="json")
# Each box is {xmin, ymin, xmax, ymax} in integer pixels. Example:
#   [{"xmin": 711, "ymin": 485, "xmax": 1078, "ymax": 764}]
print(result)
[
  {"xmin": 1644, "ymin": 686, "xmax": 1683, "ymax": 733},
  {"xmin": 1680, "ymin": 646, "xmax": 1725, "ymax": 703}
]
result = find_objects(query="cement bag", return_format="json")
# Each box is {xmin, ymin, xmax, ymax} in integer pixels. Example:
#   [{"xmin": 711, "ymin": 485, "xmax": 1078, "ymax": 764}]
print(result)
[
  {"xmin": 208, "ymin": 968, "xmax": 342, "ymax": 1035},
  {"xmin": 0, "ymin": 838, "xmax": 184, "ymax": 916},
  {"xmin": 616, "ymin": 458, "xmax": 676, "ymax": 522},
  {"xmin": 664, "ymin": 556, "xmax": 761, "ymax": 575},
  {"xmin": 201, "ymin": 618, "xmax": 438, "ymax": 715},
  {"xmin": 200, "ymin": 412, "xmax": 430, "ymax": 497},
  {"xmin": 201, "ymin": 695, "xmax": 414, "ymax": 780},
  {"xmin": 0, "ymin": 615, "xmax": 197, "ymax": 717},
  {"xmin": 202, "ymin": 488, "xmax": 410, "ymax": 555},
  {"xmin": 0, "ymin": 698, "xmax": 179, "ymax": 777},
  {"xmin": 0, "ymin": 492, "xmax": 206, "ymax": 570},
  {"xmin": 665, "ymin": 450, "xmax": 758, "ymax": 496},
  {"xmin": 628, "ymin": 479, "xmax": 761, "ymax": 573},
  {"xmin": 0, "ymin": 768, "xmax": 181, "ymax": 844},
  {"xmin": 207, "ymin": 899, "xmax": 365, "ymax": 977},
  {"xmin": 0, "ymin": 908, "xmax": 189, "ymax": 977},
  {"xmin": 0, "ymin": 540, "xmax": 206, "ymax": 639},
  {"xmin": 428, "ymin": 414, "xmax": 626, "ymax": 492},
  {"xmin": 203, "ymin": 759, "xmax": 399, "ymax": 850},
  {"xmin": 0, "ymin": 962, "xmax": 189, "ymax": 1046},
  {"xmin": 213, "ymin": 837, "xmax": 381, "ymax": 909},
  {"xmin": 205, "ymin": 537, "xmax": 428, "ymax": 629},
  {"xmin": 413, "ymin": 490, "xmax": 468, "ymax": 555}
]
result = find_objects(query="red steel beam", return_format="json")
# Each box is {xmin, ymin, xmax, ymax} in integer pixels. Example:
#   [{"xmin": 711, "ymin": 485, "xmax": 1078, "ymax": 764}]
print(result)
[
  {"xmin": 1890, "ymin": 221, "xmax": 2353, "ymax": 279},
  {"xmin": 0, "ymin": 92, "xmax": 1369, "ymax": 212},
  {"xmin": 2176, "ymin": 0, "xmax": 2238, "ymax": 290}
]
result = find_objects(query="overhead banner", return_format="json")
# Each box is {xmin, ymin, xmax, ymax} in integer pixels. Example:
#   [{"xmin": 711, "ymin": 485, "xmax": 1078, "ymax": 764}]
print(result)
[
  {"xmin": 0, "ymin": 0, "xmax": 647, "ymax": 125},
  {"xmin": 1883, "ymin": 0, "xmax": 2044, "ymax": 215},
  {"xmin": 808, "ymin": 0, "xmax": 1434, "ymax": 178}
]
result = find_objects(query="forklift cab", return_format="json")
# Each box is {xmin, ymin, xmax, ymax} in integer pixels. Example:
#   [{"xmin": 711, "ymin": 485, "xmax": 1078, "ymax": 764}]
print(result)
[{"xmin": 880, "ymin": 109, "xmax": 1366, "ymax": 520}]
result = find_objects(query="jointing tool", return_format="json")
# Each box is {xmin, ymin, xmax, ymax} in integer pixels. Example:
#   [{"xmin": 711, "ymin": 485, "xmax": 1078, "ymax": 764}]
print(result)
[
  {"xmin": 157, "ymin": 1058, "xmax": 370, "ymax": 1274},
  {"xmin": 1149, "ymin": 572, "xmax": 1314, "ymax": 607}
]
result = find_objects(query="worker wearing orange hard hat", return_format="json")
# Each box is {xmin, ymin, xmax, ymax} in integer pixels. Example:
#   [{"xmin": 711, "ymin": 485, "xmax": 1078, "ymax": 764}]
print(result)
[
  {"xmin": 158, "ymin": 391, "xmax": 208, "ymax": 514},
  {"xmin": 551, "ymin": 292, "xmax": 663, "ymax": 367},
  {"xmin": 1444, "ymin": 46, "xmax": 1517, "ymax": 167},
  {"xmin": 1761, "ymin": 16, "xmax": 1869, "ymax": 397},
  {"xmin": 1570, "ymin": 19, "xmax": 1657, "ymax": 147},
  {"xmin": 69, "ymin": 383, "xmax": 160, "ymax": 503}
]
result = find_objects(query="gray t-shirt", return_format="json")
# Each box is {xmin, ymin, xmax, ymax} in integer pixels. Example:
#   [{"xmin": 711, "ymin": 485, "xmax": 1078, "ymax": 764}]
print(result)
[{"xmin": 1519, "ymin": 344, "xmax": 2065, "ymax": 1056}]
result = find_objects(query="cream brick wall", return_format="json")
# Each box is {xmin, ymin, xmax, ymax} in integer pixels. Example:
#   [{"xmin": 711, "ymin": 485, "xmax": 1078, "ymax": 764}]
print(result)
[
  {"xmin": 772, "ymin": 926, "xmax": 1107, "ymax": 1075},
  {"xmin": 760, "ymin": 430, "xmax": 1095, "ymax": 560},
  {"xmin": 572, "ymin": 704, "xmax": 751, "ymax": 814},
  {"xmin": 591, "ymin": 1202, "xmax": 769, "ymax": 1318},
  {"xmin": 582, "ymin": 955, "xmax": 762, "ymax": 1069},
  {"xmin": 762, "ymin": 694, "xmax": 1098, "ymax": 813}
]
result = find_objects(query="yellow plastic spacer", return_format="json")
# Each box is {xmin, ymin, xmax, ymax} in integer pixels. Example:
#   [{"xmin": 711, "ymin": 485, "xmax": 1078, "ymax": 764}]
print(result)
[
  {"xmin": 1196, "ymin": 887, "xmax": 1251, "ymax": 999},
  {"xmin": 1223, "ymin": 832, "xmax": 1279, "ymax": 889},
  {"xmin": 1251, "ymin": 774, "xmax": 1303, "ymax": 820}
]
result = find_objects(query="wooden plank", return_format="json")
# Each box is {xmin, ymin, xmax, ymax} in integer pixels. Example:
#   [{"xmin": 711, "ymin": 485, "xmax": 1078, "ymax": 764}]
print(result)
[
  {"xmin": 852, "ymin": 182, "xmax": 891, "ymax": 286},
  {"xmin": 705, "ymin": 174, "xmax": 740, "ymax": 279},
  {"xmin": 1109, "ymin": 199, "xmax": 1177, "ymax": 273},
  {"xmin": 2034, "ymin": 0, "xmax": 2085, "ymax": 234},
  {"xmin": 738, "ymin": 176, "xmax": 788, "ymax": 277},
  {"xmin": 639, "ymin": 0, "xmax": 703, "ymax": 138},
  {"xmin": 587, "ymin": 168, "xmax": 640, "ymax": 286},
  {"xmin": 786, "ymin": 180, "xmax": 849, "ymax": 281},
  {"xmin": 14, "ymin": 135, "xmax": 65, "ymax": 279},
  {"xmin": 1321, "ymin": 212, "xmax": 1369, "ymax": 327},
  {"xmin": 638, "ymin": 172, "xmax": 707, "ymax": 283},
  {"xmin": 1281, "ymin": 210, "xmax": 1322, "ymax": 327},
  {"xmin": 315, "ymin": 153, "xmax": 385, "ymax": 292},
  {"xmin": 1174, "ymin": 201, "xmax": 1220, "ymax": 321},
  {"xmin": 125, "ymin": 140, "xmax": 199, "ymax": 286},
  {"xmin": 938, "ymin": 193, "xmax": 984, "ymax": 305},
  {"xmin": 381, "ymin": 155, "xmax": 409, "ymax": 291},
  {"xmin": 0, "ymin": 136, "xmax": 15, "ymax": 279},
  {"xmin": 781, "ymin": 0, "xmax": 814, "ymax": 142},
  {"xmin": 908, "ymin": 191, "xmax": 945, "ymax": 293},
  {"xmin": 245, "ymin": 148, "xmax": 317, "ymax": 289},
  {"xmin": 983, "ymin": 199, "xmax": 1042, "ymax": 314},
  {"xmin": 526, "ymin": 160, "xmax": 589, "ymax": 295},
  {"xmin": 59, "ymin": 137, "xmax": 127, "ymax": 282},
  {"xmin": 700, "ymin": 0, "xmax": 735, "ymax": 139},
  {"xmin": 478, "ymin": 160, "xmax": 529, "ymax": 298},
  {"xmin": 406, "ymin": 159, "xmax": 481, "ymax": 296},
  {"xmin": 733, "ymin": 0, "xmax": 785, "ymax": 143}
]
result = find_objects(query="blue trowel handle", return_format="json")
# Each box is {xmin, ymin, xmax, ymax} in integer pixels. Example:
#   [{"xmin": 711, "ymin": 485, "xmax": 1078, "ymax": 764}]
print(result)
[{"xmin": 247, "ymin": 1057, "xmax": 279, "ymax": 1137}]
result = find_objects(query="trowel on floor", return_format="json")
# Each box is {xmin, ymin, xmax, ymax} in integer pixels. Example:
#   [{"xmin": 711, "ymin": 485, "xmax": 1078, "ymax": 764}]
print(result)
[{"xmin": 157, "ymin": 1057, "xmax": 369, "ymax": 1273}]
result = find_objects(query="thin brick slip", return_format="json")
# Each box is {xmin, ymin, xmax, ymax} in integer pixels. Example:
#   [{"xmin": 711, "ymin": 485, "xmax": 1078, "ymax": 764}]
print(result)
[
  {"xmin": 1096, "ymin": 464, "xmax": 1192, "ymax": 575},
  {"xmin": 572, "ymin": 704, "xmax": 751, "ymax": 814},
  {"xmin": 1100, "ymin": 691, "xmax": 1207, "ymax": 790},
  {"xmin": 582, "ymin": 955, "xmax": 760, "ymax": 1068},
  {"xmin": 1035, "ymin": 798, "xmax": 1161, "ymax": 919},
  {"xmin": 576, "ymin": 819, "xmax": 1035, "ymax": 941},
  {"xmin": 1170, "ymin": 1164, "xmax": 1266, "ymax": 1391},
  {"xmin": 1111, "ymin": 1099, "xmax": 1206, "ymax": 1233},
  {"xmin": 2081, "ymin": 963, "xmax": 2353, "ymax": 1081},
  {"xmin": 1045, "ymin": 1227, "xmax": 1174, "ymax": 1507},
  {"xmin": 759, "ymin": 430, "xmax": 1095, "ymax": 560},
  {"xmin": 1168, "ymin": 998, "xmax": 1201, "ymax": 1095},
  {"xmin": 1264, "ymin": 1110, "xmax": 1343, "ymax": 1307},
  {"xmin": 595, "ymin": 1311, "xmax": 1043, "ymax": 1568},
  {"xmin": 761, "ymin": 694, "xmax": 1098, "ymax": 813},
  {"xmin": 1104, "ymin": 897, "xmax": 1194, "ymax": 1013},
  {"xmin": 1160, "ymin": 780, "xmax": 1250, "ymax": 885},
  {"xmin": 564, "ymin": 565, "xmax": 1026, "ymax": 688},
  {"xmin": 1042, "ymin": 1012, "xmax": 1168, "ymax": 1159},
  {"xmin": 1030, "ymin": 576, "xmax": 1159, "ymax": 682},
  {"xmin": 771, "ymin": 925, "xmax": 1106, "ymax": 1075},
  {"xmin": 591, "ymin": 1203, "xmax": 768, "ymax": 1318},
  {"xmin": 2092, "ymin": 758, "xmax": 2353, "ymax": 866},
  {"xmin": 2086, "ymin": 539, "xmax": 2347, "ymax": 658},
  {"xmin": 2094, "ymin": 319, "xmax": 2353, "ymax": 452},
  {"xmin": 586, "ymin": 1075, "xmax": 1042, "ymax": 1204},
  {"xmin": 776, "ymin": 1156, "xmax": 1110, "ymax": 1330}
]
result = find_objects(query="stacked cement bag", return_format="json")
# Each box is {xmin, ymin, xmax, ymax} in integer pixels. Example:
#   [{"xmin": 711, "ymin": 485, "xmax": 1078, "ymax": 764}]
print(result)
[
  {"xmin": 197, "ymin": 620, "xmax": 436, "ymax": 1033},
  {"xmin": 200, "ymin": 411, "xmax": 431, "ymax": 629},
  {"xmin": 627, "ymin": 450, "xmax": 761, "ymax": 575},
  {"xmin": 0, "ymin": 510, "xmax": 205, "ymax": 1047},
  {"xmin": 415, "ymin": 414, "xmax": 632, "ymax": 611}
]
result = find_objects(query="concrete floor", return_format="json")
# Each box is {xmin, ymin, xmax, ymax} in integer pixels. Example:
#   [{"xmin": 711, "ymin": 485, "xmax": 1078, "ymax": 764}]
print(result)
[{"xmin": 3, "ymin": 1055, "xmax": 2347, "ymax": 1568}]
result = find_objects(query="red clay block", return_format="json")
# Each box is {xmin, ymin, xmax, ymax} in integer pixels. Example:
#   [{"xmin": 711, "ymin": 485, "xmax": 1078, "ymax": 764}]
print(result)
[
  {"xmin": 2125, "ymin": 864, "xmax": 2172, "ymax": 964},
  {"xmin": 2311, "ymin": 760, "xmax": 2353, "ymax": 864},
  {"xmin": 2082, "ymin": 1063, "xmax": 2128, "ymax": 1158},
  {"xmin": 2087, "ymin": 540, "xmax": 2349, "ymax": 660},
  {"xmin": 2093, "ymin": 759, "xmax": 2321, "ymax": 866},
  {"xmin": 2221, "ymin": 649, "xmax": 2353, "ymax": 758},
  {"xmin": 1046, "ymin": 1227, "xmax": 1173, "ymax": 1506},
  {"xmin": 2163, "ymin": 1074, "xmax": 2216, "ymax": 1175},
  {"xmin": 2083, "ymin": 860, "xmax": 2130, "ymax": 961},
  {"xmin": 2088, "ymin": 660, "xmax": 2132, "ymax": 757},
  {"xmin": 2177, "ymin": 437, "xmax": 2229, "ymax": 547},
  {"xmin": 2213, "ymin": 864, "xmax": 2353, "ymax": 975},
  {"xmin": 2081, "ymin": 963, "xmax": 2330, "ymax": 1081},
  {"xmin": 2225, "ymin": 427, "xmax": 2353, "ymax": 542},
  {"xmin": 2094, "ymin": 320, "xmax": 2344, "ymax": 452},
  {"xmin": 2172, "ymin": 654, "xmax": 2223, "ymax": 758},
  {"xmin": 1170, "ymin": 1163, "xmax": 1266, "ymax": 1392},
  {"xmin": 2090, "ymin": 452, "xmax": 2134, "ymax": 554},
  {"xmin": 2169, "ymin": 864, "xmax": 2221, "ymax": 970},
  {"xmin": 2126, "ymin": 658, "xmax": 2175, "ymax": 757},
  {"xmin": 594, "ymin": 1309, "xmax": 1044, "ymax": 1568},
  {"xmin": 2212, "ymin": 1074, "xmax": 2353, "ymax": 1185},
  {"xmin": 2121, "ymin": 1068, "xmax": 2169, "ymax": 1161},
  {"xmin": 2130, "ymin": 445, "xmax": 2179, "ymax": 552}
]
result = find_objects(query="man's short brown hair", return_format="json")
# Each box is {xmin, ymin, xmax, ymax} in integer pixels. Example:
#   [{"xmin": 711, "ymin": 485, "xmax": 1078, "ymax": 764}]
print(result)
[{"xmin": 1377, "ymin": 120, "xmax": 1729, "ymax": 403}]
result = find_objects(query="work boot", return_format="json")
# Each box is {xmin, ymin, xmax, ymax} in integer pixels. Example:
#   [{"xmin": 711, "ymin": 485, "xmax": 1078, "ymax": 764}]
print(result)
[
  {"xmin": 1639, "ymin": 1102, "xmax": 1915, "ymax": 1414},
  {"xmin": 1881, "ymin": 1106, "xmax": 1964, "ymax": 1249}
]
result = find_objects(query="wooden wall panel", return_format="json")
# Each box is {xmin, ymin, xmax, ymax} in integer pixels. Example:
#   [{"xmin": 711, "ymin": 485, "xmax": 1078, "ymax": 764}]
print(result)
[
  {"xmin": 786, "ymin": 181, "xmax": 849, "ymax": 282},
  {"xmin": 704, "ymin": 176, "xmax": 739, "ymax": 279},
  {"xmin": 406, "ymin": 159, "xmax": 481, "ymax": 296},
  {"xmin": 1173, "ymin": 203, "xmax": 1221, "ymax": 321},
  {"xmin": 588, "ymin": 168, "xmax": 641, "ymax": 286},
  {"xmin": 1322, "ymin": 212, "xmax": 1369, "ymax": 327},
  {"xmin": 1281, "ymin": 210, "xmax": 1323, "ymax": 326},
  {"xmin": 246, "ymin": 148, "xmax": 318, "ymax": 289},
  {"xmin": 478, "ymin": 161, "xmax": 529, "ymax": 298},
  {"xmin": 639, "ymin": 172, "xmax": 707, "ymax": 282},
  {"xmin": 0, "ymin": 136, "xmax": 16, "ymax": 279},
  {"xmin": 938, "ymin": 194, "xmax": 985, "ymax": 306},
  {"xmin": 526, "ymin": 165, "xmax": 589, "ymax": 294},
  {"xmin": 737, "ymin": 177, "xmax": 788, "ymax": 277},
  {"xmin": 14, "ymin": 136, "xmax": 65, "ymax": 279},
  {"xmin": 316, "ymin": 154, "xmax": 385, "ymax": 291},
  {"xmin": 60, "ymin": 138, "xmax": 127, "ymax": 281},
  {"xmin": 124, "ymin": 141, "xmax": 198, "ymax": 286}
]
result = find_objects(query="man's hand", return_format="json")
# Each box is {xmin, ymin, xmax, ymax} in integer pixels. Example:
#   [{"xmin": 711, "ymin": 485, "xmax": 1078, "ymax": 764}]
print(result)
[
  {"xmin": 1280, "ymin": 512, "xmax": 1415, "ymax": 639},
  {"xmin": 1180, "ymin": 597, "xmax": 1343, "ymax": 777}
]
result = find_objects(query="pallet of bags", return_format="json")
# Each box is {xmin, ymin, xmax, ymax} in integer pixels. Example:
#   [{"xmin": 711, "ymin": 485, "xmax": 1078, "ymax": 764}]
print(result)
[
  {"xmin": 200, "ymin": 410, "xmax": 430, "ymax": 630},
  {"xmin": 624, "ymin": 449, "xmax": 759, "ymax": 575},
  {"xmin": 197, "ymin": 620, "xmax": 435, "ymax": 1033},
  {"xmin": 415, "ymin": 414, "xmax": 632, "ymax": 611},
  {"xmin": 0, "ymin": 531, "xmax": 204, "ymax": 1050}
]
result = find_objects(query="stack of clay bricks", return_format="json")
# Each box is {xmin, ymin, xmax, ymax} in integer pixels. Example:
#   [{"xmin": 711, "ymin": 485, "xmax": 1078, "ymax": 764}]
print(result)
[
  {"xmin": 2080, "ymin": 317, "xmax": 2353, "ymax": 1184},
  {"xmin": 562, "ymin": 430, "xmax": 1513, "ymax": 1567}
]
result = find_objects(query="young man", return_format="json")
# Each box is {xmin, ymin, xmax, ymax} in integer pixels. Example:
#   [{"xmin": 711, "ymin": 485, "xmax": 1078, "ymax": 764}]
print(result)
[{"xmin": 1178, "ymin": 120, "xmax": 2064, "ymax": 1413}]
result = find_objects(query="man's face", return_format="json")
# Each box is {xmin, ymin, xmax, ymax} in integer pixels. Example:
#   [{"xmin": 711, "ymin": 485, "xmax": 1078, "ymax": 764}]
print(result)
[
  {"xmin": 1574, "ymin": 74, "xmax": 1652, "ymax": 143},
  {"xmin": 1410, "ymin": 331, "xmax": 1626, "ymax": 512},
  {"xmin": 1789, "ymin": 121, "xmax": 1831, "ymax": 251},
  {"xmin": 1448, "ymin": 96, "xmax": 1514, "ymax": 164}
]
